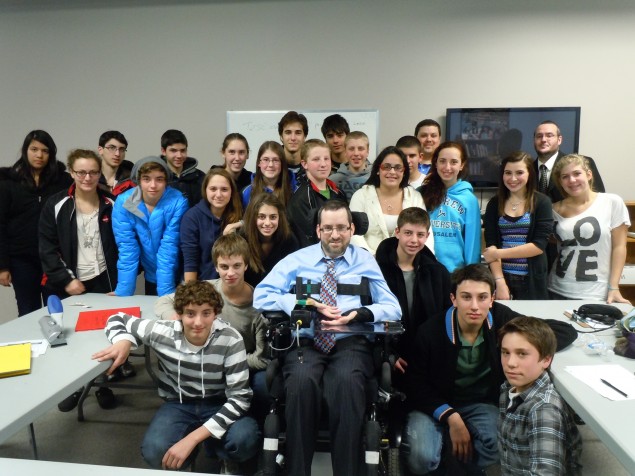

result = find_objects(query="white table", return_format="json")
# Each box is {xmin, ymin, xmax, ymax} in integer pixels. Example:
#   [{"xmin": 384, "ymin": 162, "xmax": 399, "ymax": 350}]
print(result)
[
  {"xmin": 504, "ymin": 300, "xmax": 635, "ymax": 473},
  {"xmin": 0, "ymin": 457, "xmax": 219, "ymax": 475},
  {"xmin": 0, "ymin": 294, "xmax": 157, "ymax": 448}
]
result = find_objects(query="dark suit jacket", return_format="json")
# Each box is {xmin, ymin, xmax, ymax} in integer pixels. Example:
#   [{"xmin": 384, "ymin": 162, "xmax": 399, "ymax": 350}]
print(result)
[{"xmin": 534, "ymin": 150, "xmax": 605, "ymax": 203}]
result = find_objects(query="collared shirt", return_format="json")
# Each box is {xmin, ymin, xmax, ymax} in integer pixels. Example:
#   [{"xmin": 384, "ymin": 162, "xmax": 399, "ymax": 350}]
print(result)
[
  {"xmin": 454, "ymin": 327, "xmax": 490, "ymax": 404},
  {"xmin": 498, "ymin": 371, "xmax": 582, "ymax": 475},
  {"xmin": 538, "ymin": 151, "xmax": 559, "ymax": 187},
  {"xmin": 253, "ymin": 243, "xmax": 401, "ymax": 339}
]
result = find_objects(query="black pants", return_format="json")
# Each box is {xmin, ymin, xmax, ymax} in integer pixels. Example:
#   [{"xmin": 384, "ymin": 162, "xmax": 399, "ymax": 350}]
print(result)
[
  {"xmin": 282, "ymin": 335, "xmax": 373, "ymax": 476},
  {"xmin": 10, "ymin": 254, "xmax": 52, "ymax": 316}
]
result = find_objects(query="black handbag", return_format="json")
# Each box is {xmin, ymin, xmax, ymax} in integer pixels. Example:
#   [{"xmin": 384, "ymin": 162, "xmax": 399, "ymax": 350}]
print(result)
[{"xmin": 574, "ymin": 304, "xmax": 623, "ymax": 325}]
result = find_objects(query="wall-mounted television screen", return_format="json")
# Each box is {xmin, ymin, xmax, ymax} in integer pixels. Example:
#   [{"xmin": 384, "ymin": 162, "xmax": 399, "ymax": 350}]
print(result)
[{"xmin": 445, "ymin": 107, "xmax": 581, "ymax": 188}]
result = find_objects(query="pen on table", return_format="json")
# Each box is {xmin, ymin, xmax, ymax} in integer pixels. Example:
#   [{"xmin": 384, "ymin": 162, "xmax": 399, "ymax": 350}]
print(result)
[{"xmin": 600, "ymin": 378, "xmax": 628, "ymax": 398}]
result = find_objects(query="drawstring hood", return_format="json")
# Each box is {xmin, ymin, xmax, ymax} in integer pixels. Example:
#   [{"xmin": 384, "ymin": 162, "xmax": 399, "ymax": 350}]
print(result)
[{"xmin": 174, "ymin": 321, "xmax": 213, "ymax": 403}]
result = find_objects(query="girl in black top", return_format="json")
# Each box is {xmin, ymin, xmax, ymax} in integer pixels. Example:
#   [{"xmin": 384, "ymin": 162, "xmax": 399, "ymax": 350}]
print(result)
[
  {"xmin": 483, "ymin": 152, "xmax": 552, "ymax": 300},
  {"xmin": 0, "ymin": 130, "xmax": 72, "ymax": 316},
  {"xmin": 242, "ymin": 193, "xmax": 299, "ymax": 287}
]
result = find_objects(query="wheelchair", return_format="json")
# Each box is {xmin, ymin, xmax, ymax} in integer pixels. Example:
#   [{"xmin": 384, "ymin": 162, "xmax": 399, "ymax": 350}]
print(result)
[{"xmin": 257, "ymin": 277, "xmax": 406, "ymax": 476}]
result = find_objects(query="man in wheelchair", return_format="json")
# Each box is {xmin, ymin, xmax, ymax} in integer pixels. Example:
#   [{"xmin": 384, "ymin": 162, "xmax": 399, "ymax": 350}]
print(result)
[{"xmin": 254, "ymin": 200, "xmax": 402, "ymax": 476}]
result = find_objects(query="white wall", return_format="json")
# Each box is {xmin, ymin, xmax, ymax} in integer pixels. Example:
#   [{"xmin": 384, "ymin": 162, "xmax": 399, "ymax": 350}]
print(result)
[{"xmin": 1, "ymin": 0, "xmax": 634, "ymax": 317}]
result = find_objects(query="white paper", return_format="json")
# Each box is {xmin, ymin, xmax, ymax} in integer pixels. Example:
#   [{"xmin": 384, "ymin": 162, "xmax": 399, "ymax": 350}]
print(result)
[
  {"xmin": 565, "ymin": 364, "xmax": 635, "ymax": 401},
  {"xmin": 0, "ymin": 339, "xmax": 50, "ymax": 358}
]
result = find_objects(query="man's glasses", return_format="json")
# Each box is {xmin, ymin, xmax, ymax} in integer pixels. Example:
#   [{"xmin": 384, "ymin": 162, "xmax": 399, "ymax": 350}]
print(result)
[
  {"xmin": 380, "ymin": 163, "xmax": 404, "ymax": 172},
  {"xmin": 319, "ymin": 225, "xmax": 351, "ymax": 234},
  {"xmin": 104, "ymin": 145, "xmax": 127, "ymax": 153},
  {"xmin": 73, "ymin": 170, "xmax": 101, "ymax": 178}
]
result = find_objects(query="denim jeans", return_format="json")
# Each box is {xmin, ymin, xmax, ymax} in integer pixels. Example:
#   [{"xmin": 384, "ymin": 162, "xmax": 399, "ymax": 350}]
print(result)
[
  {"xmin": 404, "ymin": 403, "xmax": 499, "ymax": 474},
  {"xmin": 250, "ymin": 369, "xmax": 271, "ymax": 422},
  {"xmin": 141, "ymin": 399, "xmax": 261, "ymax": 469}
]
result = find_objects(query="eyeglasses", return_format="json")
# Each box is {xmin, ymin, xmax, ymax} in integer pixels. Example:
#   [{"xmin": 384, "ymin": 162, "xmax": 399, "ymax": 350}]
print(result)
[
  {"xmin": 319, "ymin": 225, "xmax": 351, "ymax": 234},
  {"xmin": 73, "ymin": 170, "xmax": 101, "ymax": 178},
  {"xmin": 534, "ymin": 133, "xmax": 558, "ymax": 140},
  {"xmin": 104, "ymin": 145, "xmax": 127, "ymax": 153},
  {"xmin": 380, "ymin": 163, "xmax": 404, "ymax": 172},
  {"xmin": 260, "ymin": 158, "xmax": 281, "ymax": 165}
]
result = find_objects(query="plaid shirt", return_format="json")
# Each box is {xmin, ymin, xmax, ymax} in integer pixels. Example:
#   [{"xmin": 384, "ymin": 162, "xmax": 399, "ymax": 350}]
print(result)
[{"xmin": 498, "ymin": 371, "xmax": 582, "ymax": 475}]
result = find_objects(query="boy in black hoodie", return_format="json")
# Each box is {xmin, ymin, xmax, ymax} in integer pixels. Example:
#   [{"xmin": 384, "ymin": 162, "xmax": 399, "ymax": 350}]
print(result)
[{"xmin": 375, "ymin": 207, "xmax": 451, "ymax": 384}]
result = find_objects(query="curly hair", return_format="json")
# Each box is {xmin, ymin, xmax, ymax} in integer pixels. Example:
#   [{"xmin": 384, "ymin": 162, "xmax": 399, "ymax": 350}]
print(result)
[{"xmin": 173, "ymin": 280, "xmax": 223, "ymax": 316}]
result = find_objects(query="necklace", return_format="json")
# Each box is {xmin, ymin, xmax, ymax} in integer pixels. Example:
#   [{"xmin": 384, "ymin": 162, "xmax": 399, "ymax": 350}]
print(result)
[
  {"xmin": 378, "ymin": 188, "xmax": 401, "ymax": 212},
  {"xmin": 510, "ymin": 201, "xmax": 521, "ymax": 211},
  {"xmin": 81, "ymin": 210, "xmax": 98, "ymax": 248}
]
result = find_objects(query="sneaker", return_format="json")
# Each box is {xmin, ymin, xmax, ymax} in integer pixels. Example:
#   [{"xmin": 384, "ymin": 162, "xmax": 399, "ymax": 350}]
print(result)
[
  {"xmin": 107, "ymin": 367, "xmax": 122, "ymax": 382},
  {"xmin": 221, "ymin": 460, "xmax": 240, "ymax": 475},
  {"xmin": 58, "ymin": 389, "xmax": 83, "ymax": 412},
  {"xmin": 120, "ymin": 359, "xmax": 136, "ymax": 378},
  {"xmin": 95, "ymin": 387, "xmax": 118, "ymax": 409}
]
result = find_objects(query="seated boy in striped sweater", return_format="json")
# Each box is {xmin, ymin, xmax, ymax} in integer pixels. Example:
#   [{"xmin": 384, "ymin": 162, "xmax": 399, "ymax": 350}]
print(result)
[{"xmin": 92, "ymin": 280, "xmax": 260, "ymax": 473}]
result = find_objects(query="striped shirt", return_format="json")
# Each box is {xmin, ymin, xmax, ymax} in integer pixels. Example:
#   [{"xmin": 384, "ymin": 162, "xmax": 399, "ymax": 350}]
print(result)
[
  {"xmin": 499, "ymin": 212, "xmax": 530, "ymax": 276},
  {"xmin": 105, "ymin": 312, "xmax": 252, "ymax": 439},
  {"xmin": 498, "ymin": 371, "xmax": 582, "ymax": 475}
]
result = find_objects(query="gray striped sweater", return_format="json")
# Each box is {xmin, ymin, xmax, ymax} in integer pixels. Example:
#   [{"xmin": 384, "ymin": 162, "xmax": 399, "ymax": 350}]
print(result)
[{"xmin": 105, "ymin": 312, "xmax": 252, "ymax": 439}]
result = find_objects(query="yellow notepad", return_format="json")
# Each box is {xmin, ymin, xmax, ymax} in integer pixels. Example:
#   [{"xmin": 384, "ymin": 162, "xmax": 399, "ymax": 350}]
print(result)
[{"xmin": 0, "ymin": 342, "xmax": 32, "ymax": 378}]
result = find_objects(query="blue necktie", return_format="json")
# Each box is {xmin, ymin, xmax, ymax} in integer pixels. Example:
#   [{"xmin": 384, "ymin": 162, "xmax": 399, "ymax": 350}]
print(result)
[{"xmin": 314, "ymin": 258, "xmax": 337, "ymax": 354}]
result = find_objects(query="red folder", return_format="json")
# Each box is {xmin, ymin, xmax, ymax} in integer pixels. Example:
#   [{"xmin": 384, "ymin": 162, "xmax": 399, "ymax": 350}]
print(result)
[{"xmin": 75, "ymin": 307, "xmax": 141, "ymax": 331}]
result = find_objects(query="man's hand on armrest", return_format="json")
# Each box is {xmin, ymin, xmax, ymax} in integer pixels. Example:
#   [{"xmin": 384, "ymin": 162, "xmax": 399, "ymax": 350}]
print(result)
[{"xmin": 92, "ymin": 340, "xmax": 133, "ymax": 375}]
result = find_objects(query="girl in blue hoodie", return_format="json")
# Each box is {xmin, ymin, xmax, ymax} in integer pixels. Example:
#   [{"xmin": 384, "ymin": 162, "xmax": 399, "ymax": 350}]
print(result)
[{"xmin": 418, "ymin": 142, "xmax": 481, "ymax": 272}]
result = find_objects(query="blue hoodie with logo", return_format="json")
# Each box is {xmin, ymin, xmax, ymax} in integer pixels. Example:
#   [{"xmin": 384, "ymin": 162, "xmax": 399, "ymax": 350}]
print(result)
[{"xmin": 428, "ymin": 179, "xmax": 481, "ymax": 272}]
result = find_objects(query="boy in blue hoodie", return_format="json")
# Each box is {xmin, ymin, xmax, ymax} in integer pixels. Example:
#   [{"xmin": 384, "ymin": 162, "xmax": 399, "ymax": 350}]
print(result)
[{"xmin": 112, "ymin": 157, "xmax": 188, "ymax": 296}]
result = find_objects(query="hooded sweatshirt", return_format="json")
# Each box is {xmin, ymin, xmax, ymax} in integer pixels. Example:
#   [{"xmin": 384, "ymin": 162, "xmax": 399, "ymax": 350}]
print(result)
[
  {"xmin": 328, "ymin": 161, "xmax": 371, "ymax": 201},
  {"xmin": 427, "ymin": 179, "xmax": 481, "ymax": 272},
  {"xmin": 105, "ymin": 311, "xmax": 251, "ymax": 439}
]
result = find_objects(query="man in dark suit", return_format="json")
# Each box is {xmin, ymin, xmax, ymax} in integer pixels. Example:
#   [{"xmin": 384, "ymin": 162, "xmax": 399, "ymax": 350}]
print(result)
[{"xmin": 534, "ymin": 120, "xmax": 605, "ymax": 202}]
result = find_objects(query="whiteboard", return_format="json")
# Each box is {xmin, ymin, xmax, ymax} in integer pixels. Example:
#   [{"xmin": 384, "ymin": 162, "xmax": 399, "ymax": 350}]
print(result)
[{"xmin": 226, "ymin": 109, "xmax": 379, "ymax": 172}]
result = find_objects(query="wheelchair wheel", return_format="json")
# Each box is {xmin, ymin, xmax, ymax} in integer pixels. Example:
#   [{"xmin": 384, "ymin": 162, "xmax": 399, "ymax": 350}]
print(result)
[{"xmin": 385, "ymin": 447, "xmax": 401, "ymax": 476}]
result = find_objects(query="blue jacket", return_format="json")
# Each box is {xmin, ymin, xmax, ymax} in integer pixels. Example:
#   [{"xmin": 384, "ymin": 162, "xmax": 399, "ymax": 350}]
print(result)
[
  {"xmin": 112, "ymin": 186, "xmax": 188, "ymax": 296},
  {"xmin": 427, "ymin": 179, "xmax": 481, "ymax": 272},
  {"xmin": 180, "ymin": 199, "xmax": 221, "ymax": 280}
]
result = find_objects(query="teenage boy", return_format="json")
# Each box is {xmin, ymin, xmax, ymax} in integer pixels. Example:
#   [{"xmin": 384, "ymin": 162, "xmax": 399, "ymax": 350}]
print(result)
[
  {"xmin": 97, "ymin": 130, "xmax": 134, "ymax": 196},
  {"xmin": 498, "ymin": 316, "xmax": 582, "ymax": 475},
  {"xmin": 93, "ymin": 280, "xmax": 260, "ymax": 472},
  {"xmin": 329, "ymin": 131, "xmax": 372, "ymax": 201},
  {"xmin": 403, "ymin": 264, "xmax": 521, "ymax": 475},
  {"xmin": 112, "ymin": 156, "xmax": 188, "ymax": 296},
  {"xmin": 287, "ymin": 139, "xmax": 346, "ymax": 247},
  {"xmin": 160, "ymin": 129, "xmax": 205, "ymax": 208},
  {"xmin": 321, "ymin": 113, "xmax": 350, "ymax": 169},
  {"xmin": 375, "ymin": 207, "xmax": 451, "ymax": 384},
  {"xmin": 154, "ymin": 234, "xmax": 269, "ymax": 418},
  {"xmin": 396, "ymin": 135, "xmax": 426, "ymax": 188},
  {"xmin": 278, "ymin": 111, "xmax": 308, "ymax": 176},
  {"xmin": 414, "ymin": 119, "xmax": 442, "ymax": 175}
]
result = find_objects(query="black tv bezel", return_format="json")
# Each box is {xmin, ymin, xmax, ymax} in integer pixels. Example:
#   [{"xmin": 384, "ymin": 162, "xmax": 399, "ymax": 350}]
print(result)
[{"xmin": 445, "ymin": 106, "xmax": 581, "ymax": 188}]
